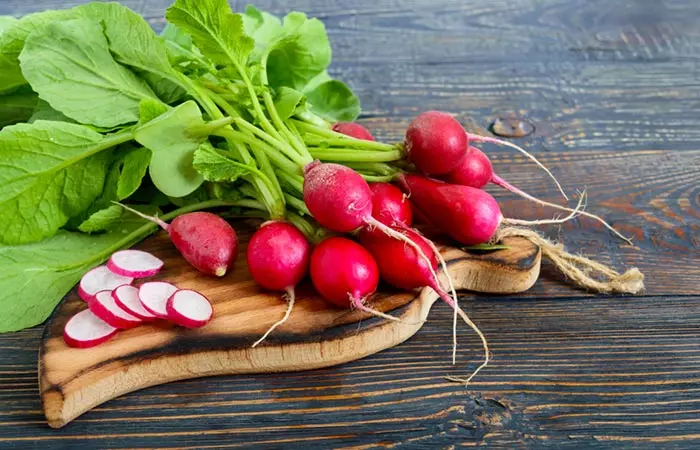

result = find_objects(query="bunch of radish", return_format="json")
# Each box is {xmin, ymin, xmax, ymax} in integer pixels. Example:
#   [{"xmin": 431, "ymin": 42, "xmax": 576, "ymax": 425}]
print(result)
[{"xmin": 64, "ymin": 249, "xmax": 214, "ymax": 348}]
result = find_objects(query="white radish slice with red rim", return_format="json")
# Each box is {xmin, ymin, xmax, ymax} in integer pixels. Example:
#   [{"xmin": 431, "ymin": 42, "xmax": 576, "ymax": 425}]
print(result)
[
  {"xmin": 112, "ymin": 285, "xmax": 157, "ymax": 321},
  {"xmin": 63, "ymin": 309, "xmax": 118, "ymax": 348},
  {"xmin": 88, "ymin": 290, "xmax": 142, "ymax": 329},
  {"xmin": 78, "ymin": 265, "xmax": 133, "ymax": 302},
  {"xmin": 166, "ymin": 290, "xmax": 213, "ymax": 328},
  {"xmin": 107, "ymin": 250, "xmax": 164, "ymax": 278},
  {"xmin": 138, "ymin": 282, "xmax": 178, "ymax": 318}
]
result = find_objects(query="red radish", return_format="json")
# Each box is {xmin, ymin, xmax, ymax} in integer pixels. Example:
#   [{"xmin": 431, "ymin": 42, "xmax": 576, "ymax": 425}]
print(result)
[
  {"xmin": 138, "ymin": 281, "xmax": 178, "ymax": 318},
  {"xmin": 397, "ymin": 174, "xmax": 502, "ymax": 245},
  {"xmin": 443, "ymin": 146, "xmax": 632, "ymax": 244},
  {"xmin": 369, "ymin": 183, "xmax": 412, "ymax": 227},
  {"xmin": 166, "ymin": 290, "xmax": 213, "ymax": 328},
  {"xmin": 112, "ymin": 285, "xmax": 157, "ymax": 321},
  {"xmin": 332, "ymin": 122, "xmax": 374, "ymax": 141},
  {"xmin": 404, "ymin": 111, "xmax": 467, "ymax": 176},
  {"xmin": 116, "ymin": 205, "xmax": 238, "ymax": 277},
  {"xmin": 107, "ymin": 250, "xmax": 163, "ymax": 278},
  {"xmin": 78, "ymin": 265, "xmax": 133, "ymax": 302},
  {"xmin": 246, "ymin": 221, "xmax": 311, "ymax": 347},
  {"xmin": 87, "ymin": 290, "xmax": 142, "ymax": 329},
  {"xmin": 63, "ymin": 309, "xmax": 118, "ymax": 348}
]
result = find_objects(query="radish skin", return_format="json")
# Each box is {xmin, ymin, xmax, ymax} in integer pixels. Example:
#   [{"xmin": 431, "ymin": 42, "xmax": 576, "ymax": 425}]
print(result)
[
  {"xmin": 112, "ymin": 284, "xmax": 157, "ymax": 321},
  {"xmin": 63, "ymin": 309, "xmax": 118, "ymax": 348},
  {"xmin": 78, "ymin": 265, "xmax": 133, "ymax": 302},
  {"xmin": 369, "ymin": 183, "xmax": 412, "ymax": 227},
  {"xmin": 166, "ymin": 290, "xmax": 213, "ymax": 328},
  {"xmin": 332, "ymin": 122, "xmax": 375, "ymax": 141},
  {"xmin": 88, "ymin": 290, "xmax": 142, "ymax": 329},
  {"xmin": 138, "ymin": 281, "xmax": 179, "ymax": 318},
  {"xmin": 405, "ymin": 111, "xmax": 467, "ymax": 175},
  {"xmin": 107, "ymin": 250, "xmax": 164, "ymax": 278}
]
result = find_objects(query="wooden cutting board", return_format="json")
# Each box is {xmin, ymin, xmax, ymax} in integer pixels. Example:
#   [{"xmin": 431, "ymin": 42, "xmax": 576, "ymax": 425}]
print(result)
[{"xmin": 39, "ymin": 219, "xmax": 541, "ymax": 428}]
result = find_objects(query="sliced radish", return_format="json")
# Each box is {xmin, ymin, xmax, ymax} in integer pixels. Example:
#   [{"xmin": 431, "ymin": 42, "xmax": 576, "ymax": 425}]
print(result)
[
  {"xmin": 63, "ymin": 309, "xmax": 118, "ymax": 348},
  {"xmin": 107, "ymin": 250, "xmax": 164, "ymax": 278},
  {"xmin": 112, "ymin": 285, "xmax": 157, "ymax": 321},
  {"xmin": 166, "ymin": 290, "xmax": 213, "ymax": 328},
  {"xmin": 78, "ymin": 265, "xmax": 133, "ymax": 302},
  {"xmin": 138, "ymin": 282, "xmax": 178, "ymax": 318},
  {"xmin": 87, "ymin": 290, "xmax": 142, "ymax": 329}
]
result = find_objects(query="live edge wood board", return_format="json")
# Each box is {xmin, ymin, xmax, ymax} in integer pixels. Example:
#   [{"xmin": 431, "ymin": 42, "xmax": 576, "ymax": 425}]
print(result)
[{"xmin": 39, "ymin": 220, "xmax": 540, "ymax": 428}]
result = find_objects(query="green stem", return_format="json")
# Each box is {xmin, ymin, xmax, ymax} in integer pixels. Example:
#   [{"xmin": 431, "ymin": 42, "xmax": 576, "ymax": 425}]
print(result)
[
  {"xmin": 284, "ymin": 194, "xmax": 310, "ymax": 216},
  {"xmin": 231, "ymin": 199, "xmax": 266, "ymax": 210},
  {"xmin": 205, "ymin": 89, "xmax": 239, "ymax": 118},
  {"xmin": 215, "ymin": 129, "xmax": 301, "ymax": 175},
  {"xmin": 303, "ymin": 136, "xmax": 398, "ymax": 152},
  {"xmin": 285, "ymin": 211, "xmax": 324, "ymax": 244},
  {"xmin": 275, "ymin": 169, "xmax": 304, "ymax": 194},
  {"xmin": 188, "ymin": 116, "xmax": 235, "ymax": 137},
  {"xmin": 308, "ymin": 149, "xmax": 403, "ymax": 163},
  {"xmin": 360, "ymin": 174, "xmax": 395, "ymax": 183},
  {"xmin": 247, "ymin": 143, "xmax": 286, "ymax": 217},
  {"xmin": 343, "ymin": 162, "xmax": 399, "ymax": 176},
  {"xmin": 231, "ymin": 119, "xmax": 307, "ymax": 167},
  {"xmin": 231, "ymin": 60, "xmax": 283, "ymax": 141},
  {"xmin": 295, "ymin": 111, "xmax": 332, "ymax": 129}
]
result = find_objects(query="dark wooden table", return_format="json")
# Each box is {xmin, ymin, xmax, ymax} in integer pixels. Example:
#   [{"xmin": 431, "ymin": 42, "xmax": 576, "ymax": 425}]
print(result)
[{"xmin": 2, "ymin": 0, "xmax": 699, "ymax": 448}]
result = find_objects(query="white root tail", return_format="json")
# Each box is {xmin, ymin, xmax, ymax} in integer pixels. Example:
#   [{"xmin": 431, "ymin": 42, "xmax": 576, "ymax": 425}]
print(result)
[
  {"xmin": 501, "ymin": 190, "xmax": 586, "ymax": 227},
  {"xmin": 252, "ymin": 288, "xmax": 296, "ymax": 348}
]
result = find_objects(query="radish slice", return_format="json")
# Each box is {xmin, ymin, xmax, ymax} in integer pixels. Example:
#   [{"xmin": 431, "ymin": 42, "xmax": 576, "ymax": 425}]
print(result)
[
  {"xmin": 87, "ymin": 290, "xmax": 142, "ymax": 329},
  {"xmin": 166, "ymin": 290, "xmax": 213, "ymax": 328},
  {"xmin": 112, "ymin": 285, "xmax": 157, "ymax": 321},
  {"xmin": 138, "ymin": 282, "xmax": 178, "ymax": 318},
  {"xmin": 63, "ymin": 309, "xmax": 118, "ymax": 348},
  {"xmin": 78, "ymin": 265, "xmax": 133, "ymax": 302},
  {"xmin": 107, "ymin": 250, "xmax": 164, "ymax": 278}
]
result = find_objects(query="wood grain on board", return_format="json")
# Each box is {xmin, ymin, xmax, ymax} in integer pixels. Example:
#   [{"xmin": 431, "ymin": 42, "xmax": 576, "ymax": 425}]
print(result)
[{"xmin": 1, "ymin": 0, "xmax": 699, "ymax": 448}]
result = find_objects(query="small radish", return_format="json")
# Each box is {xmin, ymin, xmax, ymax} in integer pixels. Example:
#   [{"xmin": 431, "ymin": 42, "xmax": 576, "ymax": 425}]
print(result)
[
  {"xmin": 443, "ymin": 146, "xmax": 632, "ymax": 244},
  {"xmin": 332, "ymin": 122, "xmax": 375, "ymax": 141},
  {"xmin": 107, "ymin": 250, "xmax": 164, "ymax": 278},
  {"xmin": 404, "ymin": 111, "xmax": 467, "ymax": 176},
  {"xmin": 369, "ymin": 182, "xmax": 412, "ymax": 227},
  {"xmin": 78, "ymin": 265, "xmax": 133, "ymax": 302},
  {"xmin": 112, "ymin": 285, "xmax": 157, "ymax": 321},
  {"xmin": 246, "ymin": 221, "xmax": 310, "ymax": 347},
  {"xmin": 88, "ymin": 290, "xmax": 142, "ymax": 329},
  {"xmin": 166, "ymin": 289, "xmax": 213, "ymax": 328},
  {"xmin": 138, "ymin": 281, "xmax": 178, "ymax": 318},
  {"xmin": 63, "ymin": 309, "xmax": 119, "ymax": 348},
  {"xmin": 116, "ymin": 205, "xmax": 238, "ymax": 277},
  {"xmin": 310, "ymin": 237, "xmax": 399, "ymax": 322}
]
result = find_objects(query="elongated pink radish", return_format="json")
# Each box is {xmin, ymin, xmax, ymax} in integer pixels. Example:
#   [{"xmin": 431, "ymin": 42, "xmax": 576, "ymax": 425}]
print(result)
[
  {"xmin": 116, "ymin": 204, "xmax": 238, "ymax": 277},
  {"xmin": 310, "ymin": 237, "xmax": 401, "ymax": 323},
  {"xmin": 107, "ymin": 250, "xmax": 164, "ymax": 278},
  {"xmin": 63, "ymin": 309, "xmax": 119, "ymax": 348},
  {"xmin": 138, "ymin": 281, "xmax": 178, "ymax": 318},
  {"xmin": 246, "ymin": 222, "xmax": 310, "ymax": 347},
  {"xmin": 166, "ymin": 290, "xmax": 213, "ymax": 328},
  {"xmin": 87, "ymin": 290, "xmax": 142, "ymax": 329},
  {"xmin": 112, "ymin": 285, "xmax": 157, "ymax": 321},
  {"xmin": 369, "ymin": 183, "xmax": 412, "ymax": 227},
  {"xmin": 78, "ymin": 265, "xmax": 133, "ymax": 302},
  {"xmin": 404, "ymin": 111, "xmax": 467, "ymax": 176},
  {"xmin": 332, "ymin": 122, "xmax": 375, "ymax": 141}
]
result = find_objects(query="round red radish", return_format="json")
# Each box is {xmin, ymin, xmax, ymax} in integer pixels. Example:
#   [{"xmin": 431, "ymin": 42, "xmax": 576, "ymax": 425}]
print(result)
[
  {"xmin": 369, "ymin": 182, "xmax": 413, "ymax": 228},
  {"xmin": 442, "ymin": 146, "xmax": 493, "ymax": 189},
  {"xmin": 310, "ymin": 237, "xmax": 379, "ymax": 308},
  {"xmin": 138, "ymin": 281, "xmax": 178, "ymax": 318},
  {"xmin": 166, "ymin": 289, "xmax": 213, "ymax": 328},
  {"xmin": 405, "ymin": 111, "xmax": 468, "ymax": 175},
  {"xmin": 397, "ymin": 174, "xmax": 502, "ymax": 245},
  {"xmin": 78, "ymin": 265, "xmax": 133, "ymax": 302},
  {"xmin": 247, "ymin": 222, "xmax": 310, "ymax": 291},
  {"xmin": 112, "ymin": 284, "xmax": 157, "ymax": 321},
  {"xmin": 332, "ymin": 122, "xmax": 375, "ymax": 141},
  {"xmin": 87, "ymin": 290, "xmax": 142, "ymax": 329},
  {"xmin": 107, "ymin": 250, "xmax": 164, "ymax": 278},
  {"xmin": 63, "ymin": 309, "xmax": 118, "ymax": 348}
]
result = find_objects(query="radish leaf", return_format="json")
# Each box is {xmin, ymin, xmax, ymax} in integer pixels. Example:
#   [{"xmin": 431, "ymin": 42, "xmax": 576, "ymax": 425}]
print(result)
[
  {"xmin": 0, "ymin": 87, "xmax": 37, "ymax": 127},
  {"xmin": 117, "ymin": 146, "xmax": 152, "ymax": 200},
  {"xmin": 78, "ymin": 205, "xmax": 123, "ymax": 233},
  {"xmin": 274, "ymin": 87, "xmax": 306, "ymax": 120},
  {"xmin": 0, "ymin": 9, "xmax": 76, "ymax": 62},
  {"xmin": 305, "ymin": 79, "xmax": 361, "ymax": 122},
  {"xmin": 193, "ymin": 142, "xmax": 253, "ymax": 183},
  {"xmin": 19, "ymin": 18, "xmax": 157, "ymax": 128}
]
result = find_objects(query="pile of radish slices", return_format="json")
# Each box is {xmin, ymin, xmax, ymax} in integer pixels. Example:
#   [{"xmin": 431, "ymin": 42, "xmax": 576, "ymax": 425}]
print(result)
[{"xmin": 64, "ymin": 250, "xmax": 213, "ymax": 348}]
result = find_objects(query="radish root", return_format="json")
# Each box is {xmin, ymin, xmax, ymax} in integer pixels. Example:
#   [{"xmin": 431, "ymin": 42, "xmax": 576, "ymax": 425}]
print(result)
[
  {"xmin": 350, "ymin": 295, "xmax": 420, "ymax": 324},
  {"xmin": 113, "ymin": 202, "xmax": 169, "ymax": 230},
  {"xmin": 468, "ymin": 134, "xmax": 568, "ymax": 201},
  {"xmin": 501, "ymin": 190, "xmax": 586, "ymax": 227},
  {"xmin": 491, "ymin": 174, "xmax": 633, "ymax": 245},
  {"xmin": 252, "ymin": 288, "xmax": 296, "ymax": 348}
]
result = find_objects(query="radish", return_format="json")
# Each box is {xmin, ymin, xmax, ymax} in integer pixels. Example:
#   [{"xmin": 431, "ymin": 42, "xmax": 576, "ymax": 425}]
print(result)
[
  {"xmin": 112, "ymin": 284, "xmax": 157, "ymax": 321},
  {"xmin": 166, "ymin": 289, "xmax": 213, "ymax": 328},
  {"xmin": 138, "ymin": 281, "xmax": 179, "ymax": 318},
  {"xmin": 310, "ymin": 237, "xmax": 400, "ymax": 322},
  {"xmin": 246, "ymin": 221, "xmax": 311, "ymax": 347},
  {"xmin": 87, "ymin": 290, "xmax": 142, "ymax": 329},
  {"xmin": 107, "ymin": 250, "xmax": 164, "ymax": 278},
  {"xmin": 444, "ymin": 146, "xmax": 631, "ymax": 243},
  {"xmin": 369, "ymin": 183, "xmax": 412, "ymax": 227},
  {"xmin": 63, "ymin": 309, "xmax": 119, "ymax": 348},
  {"xmin": 78, "ymin": 265, "xmax": 133, "ymax": 302},
  {"xmin": 116, "ymin": 205, "xmax": 238, "ymax": 277},
  {"xmin": 332, "ymin": 122, "xmax": 375, "ymax": 141}
]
